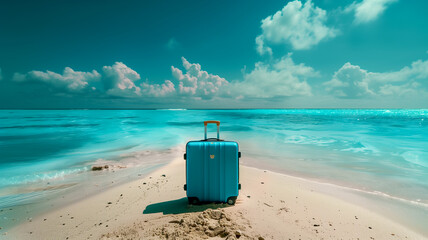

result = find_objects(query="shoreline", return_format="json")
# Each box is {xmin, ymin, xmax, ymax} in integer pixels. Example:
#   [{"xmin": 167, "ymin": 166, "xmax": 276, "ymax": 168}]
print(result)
[
  {"xmin": 0, "ymin": 148, "xmax": 177, "ymax": 234},
  {"xmin": 4, "ymin": 157, "xmax": 426, "ymax": 239},
  {"xmin": 244, "ymin": 164, "xmax": 428, "ymax": 237},
  {"xmin": 243, "ymin": 160, "xmax": 428, "ymax": 208}
]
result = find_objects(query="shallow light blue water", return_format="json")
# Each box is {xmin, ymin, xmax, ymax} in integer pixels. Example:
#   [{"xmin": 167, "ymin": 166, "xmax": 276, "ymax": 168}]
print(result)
[{"xmin": 0, "ymin": 109, "xmax": 427, "ymax": 207}]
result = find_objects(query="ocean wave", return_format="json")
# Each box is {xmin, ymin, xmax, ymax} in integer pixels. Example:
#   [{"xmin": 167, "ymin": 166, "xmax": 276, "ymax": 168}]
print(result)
[
  {"xmin": 167, "ymin": 121, "xmax": 201, "ymax": 126},
  {"xmin": 124, "ymin": 121, "xmax": 148, "ymax": 125},
  {"xmin": 284, "ymin": 135, "xmax": 337, "ymax": 146},
  {"xmin": 401, "ymin": 151, "xmax": 428, "ymax": 168},
  {"xmin": 118, "ymin": 116, "xmax": 138, "ymax": 119},
  {"xmin": 0, "ymin": 167, "xmax": 89, "ymax": 188},
  {"xmin": 341, "ymin": 142, "xmax": 377, "ymax": 154},
  {"xmin": 0, "ymin": 123, "xmax": 99, "ymax": 129},
  {"xmin": 222, "ymin": 125, "xmax": 252, "ymax": 131},
  {"xmin": 283, "ymin": 134, "xmax": 378, "ymax": 154}
]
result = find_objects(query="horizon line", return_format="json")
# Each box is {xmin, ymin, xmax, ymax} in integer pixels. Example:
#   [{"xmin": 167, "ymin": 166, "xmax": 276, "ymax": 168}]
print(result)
[{"xmin": 1, "ymin": 108, "xmax": 427, "ymax": 110}]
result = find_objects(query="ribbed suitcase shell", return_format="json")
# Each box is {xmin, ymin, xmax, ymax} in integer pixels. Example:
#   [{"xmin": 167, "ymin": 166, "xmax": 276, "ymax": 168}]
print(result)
[{"xmin": 185, "ymin": 140, "xmax": 239, "ymax": 203}]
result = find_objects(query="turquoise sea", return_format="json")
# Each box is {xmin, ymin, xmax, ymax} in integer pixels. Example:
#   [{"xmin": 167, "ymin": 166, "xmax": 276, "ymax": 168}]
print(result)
[{"xmin": 0, "ymin": 109, "xmax": 427, "ymax": 233}]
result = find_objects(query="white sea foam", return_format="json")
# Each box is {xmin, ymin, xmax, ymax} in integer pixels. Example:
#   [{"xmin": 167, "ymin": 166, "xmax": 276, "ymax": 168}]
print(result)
[
  {"xmin": 284, "ymin": 135, "xmax": 337, "ymax": 146},
  {"xmin": 0, "ymin": 167, "xmax": 89, "ymax": 187},
  {"xmin": 401, "ymin": 151, "xmax": 428, "ymax": 168}
]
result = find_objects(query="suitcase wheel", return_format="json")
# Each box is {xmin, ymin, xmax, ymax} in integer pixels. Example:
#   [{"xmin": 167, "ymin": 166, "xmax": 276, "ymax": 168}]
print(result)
[
  {"xmin": 188, "ymin": 197, "xmax": 200, "ymax": 205},
  {"xmin": 226, "ymin": 196, "xmax": 237, "ymax": 205},
  {"xmin": 184, "ymin": 153, "xmax": 186, "ymax": 160},
  {"xmin": 183, "ymin": 184, "xmax": 187, "ymax": 191}
]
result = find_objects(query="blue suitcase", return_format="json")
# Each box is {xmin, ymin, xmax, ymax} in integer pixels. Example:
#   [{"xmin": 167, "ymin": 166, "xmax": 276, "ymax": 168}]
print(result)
[{"xmin": 184, "ymin": 121, "xmax": 241, "ymax": 205}]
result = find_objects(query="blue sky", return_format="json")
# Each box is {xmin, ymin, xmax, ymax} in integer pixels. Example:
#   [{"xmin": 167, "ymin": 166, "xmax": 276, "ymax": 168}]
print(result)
[{"xmin": 0, "ymin": 0, "xmax": 427, "ymax": 108}]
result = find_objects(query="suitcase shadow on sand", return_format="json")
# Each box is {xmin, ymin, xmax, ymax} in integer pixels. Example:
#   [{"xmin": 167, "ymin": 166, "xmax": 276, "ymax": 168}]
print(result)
[{"xmin": 143, "ymin": 197, "xmax": 231, "ymax": 215}]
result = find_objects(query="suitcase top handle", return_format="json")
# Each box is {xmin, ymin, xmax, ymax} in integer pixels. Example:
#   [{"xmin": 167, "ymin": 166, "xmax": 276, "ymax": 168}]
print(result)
[
  {"xmin": 204, "ymin": 120, "xmax": 220, "ymax": 126},
  {"xmin": 204, "ymin": 120, "xmax": 220, "ymax": 140}
]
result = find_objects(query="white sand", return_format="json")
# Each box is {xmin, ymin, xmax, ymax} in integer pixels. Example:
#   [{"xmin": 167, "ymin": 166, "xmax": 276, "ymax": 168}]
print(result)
[{"xmin": 6, "ymin": 158, "xmax": 426, "ymax": 239}]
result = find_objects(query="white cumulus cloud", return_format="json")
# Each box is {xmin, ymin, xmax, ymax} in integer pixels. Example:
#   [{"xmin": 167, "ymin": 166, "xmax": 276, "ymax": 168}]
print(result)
[
  {"xmin": 229, "ymin": 54, "xmax": 317, "ymax": 98},
  {"xmin": 10, "ymin": 62, "xmax": 177, "ymax": 98},
  {"xmin": 141, "ymin": 80, "xmax": 175, "ymax": 97},
  {"xmin": 102, "ymin": 62, "xmax": 142, "ymax": 97},
  {"xmin": 324, "ymin": 59, "xmax": 428, "ymax": 98},
  {"xmin": 256, "ymin": 0, "xmax": 337, "ymax": 53},
  {"xmin": 255, "ymin": 35, "xmax": 273, "ymax": 56},
  {"xmin": 323, "ymin": 63, "xmax": 373, "ymax": 98},
  {"xmin": 170, "ymin": 55, "xmax": 318, "ymax": 100},
  {"xmin": 12, "ymin": 67, "xmax": 101, "ymax": 92},
  {"xmin": 171, "ymin": 57, "xmax": 229, "ymax": 99},
  {"xmin": 378, "ymin": 82, "xmax": 420, "ymax": 96},
  {"xmin": 346, "ymin": 0, "xmax": 397, "ymax": 24},
  {"xmin": 102, "ymin": 62, "xmax": 176, "ymax": 98}
]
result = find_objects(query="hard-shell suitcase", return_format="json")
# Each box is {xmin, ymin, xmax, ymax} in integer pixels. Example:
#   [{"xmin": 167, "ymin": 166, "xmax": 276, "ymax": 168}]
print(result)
[{"xmin": 184, "ymin": 120, "xmax": 241, "ymax": 205}]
